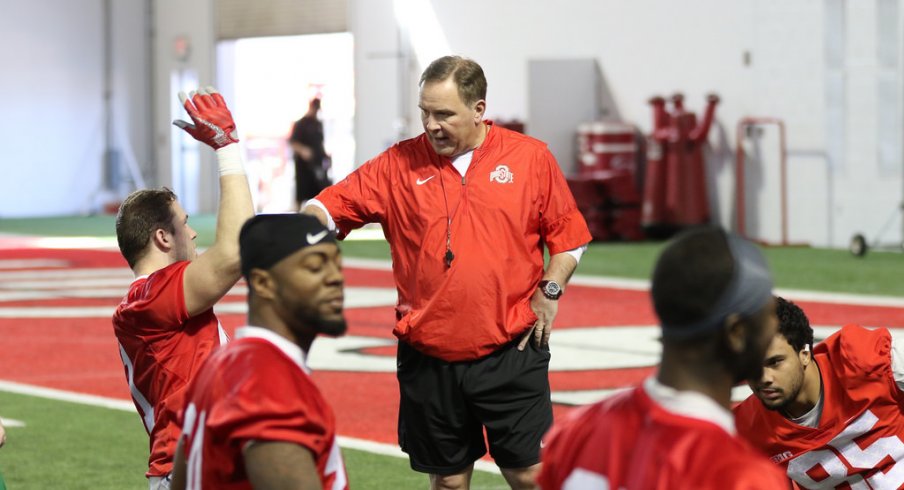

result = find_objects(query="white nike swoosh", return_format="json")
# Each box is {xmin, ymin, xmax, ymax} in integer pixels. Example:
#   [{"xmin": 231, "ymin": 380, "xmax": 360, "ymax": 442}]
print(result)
[
  {"xmin": 416, "ymin": 175, "xmax": 435, "ymax": 185},
  {"xmin": 306, "ymin": 230, "xmax": 329, "ymax": 244}
]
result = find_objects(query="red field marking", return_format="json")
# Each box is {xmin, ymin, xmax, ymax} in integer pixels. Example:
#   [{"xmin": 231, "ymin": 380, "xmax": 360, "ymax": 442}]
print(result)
[
  {"xmin": 2, "ymin": 298, "xmax": 127, "ymax": 308},
  {"xmin": 313, "ymin": 371, "xmax": 400, "ymax": 445},
  {"xmin": 793, "ymin": 300, "xmax": 904, "ymax": 329},
  {"xmin": 0, "ymin": 316, "xmax": 129, "ymax": 398}
]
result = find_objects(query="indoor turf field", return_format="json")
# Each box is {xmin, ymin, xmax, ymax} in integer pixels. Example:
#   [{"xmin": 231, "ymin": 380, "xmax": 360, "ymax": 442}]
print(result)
[{"xmin": 2, "ymin": 215, "xmax": 904, "ymax": 489}]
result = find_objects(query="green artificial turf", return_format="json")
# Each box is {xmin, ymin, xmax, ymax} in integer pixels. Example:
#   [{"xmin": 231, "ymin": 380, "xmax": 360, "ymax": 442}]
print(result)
[
  {"xmin": 577, "ymin": 241, "xmax": 904, "ymax": 296},
  {"xmin": 0, "ymin": 391, "xmax": 148, "ymax": 489},
  {"xmin": 0, "ymin": 215, "xmax": 123, "ymax": 239},
  {"xmin": 0, "ymin": 391, "xmax": 507, "ymax": 489}
]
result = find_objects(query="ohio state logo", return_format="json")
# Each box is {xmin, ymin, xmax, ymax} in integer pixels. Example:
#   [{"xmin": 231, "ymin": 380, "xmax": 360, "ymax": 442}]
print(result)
[{"xmin": 490, "ymin": 164, "xmax": 514, "ymax": 184}]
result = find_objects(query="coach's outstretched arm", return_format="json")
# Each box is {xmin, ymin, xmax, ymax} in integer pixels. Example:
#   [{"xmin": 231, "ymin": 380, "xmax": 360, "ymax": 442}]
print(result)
[{"xmin": 173, "ymin": 87, "xmax": 255, "ymax": 317}]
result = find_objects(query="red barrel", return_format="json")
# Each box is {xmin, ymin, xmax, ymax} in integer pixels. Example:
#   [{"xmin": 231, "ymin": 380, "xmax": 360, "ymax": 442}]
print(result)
[
  {"xmin": 581, "ymin": 121, "xmax": 637, "ymax": 176},
  {"xmin": 570, "ymin": 120, "xmax": 644, "ymax": 242}
]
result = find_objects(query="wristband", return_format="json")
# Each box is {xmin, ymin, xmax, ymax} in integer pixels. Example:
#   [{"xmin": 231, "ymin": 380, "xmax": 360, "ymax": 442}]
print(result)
[{"xmin": 215, "ymin": 143, "xmax": 245, "ymax": 176}]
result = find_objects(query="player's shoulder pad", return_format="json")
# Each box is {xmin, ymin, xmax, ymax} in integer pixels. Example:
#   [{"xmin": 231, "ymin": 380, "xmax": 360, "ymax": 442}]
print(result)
[{"xmin": 819, "ymin": 324, "xmax": 892, "ymax": 380}]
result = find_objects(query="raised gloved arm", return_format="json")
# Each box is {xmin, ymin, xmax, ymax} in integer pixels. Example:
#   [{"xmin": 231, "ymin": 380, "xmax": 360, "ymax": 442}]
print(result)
[
  {"xmin": 174, "ymin": 86, "xmax": 254, "ymax": 317},
  {"xmin": 172, "ymin": 86, "xmax": 240, "ymax": 150}
]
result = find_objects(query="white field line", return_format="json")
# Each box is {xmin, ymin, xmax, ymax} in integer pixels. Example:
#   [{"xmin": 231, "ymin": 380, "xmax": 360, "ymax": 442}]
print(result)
[
  {"xmin": 0, "ymin": 285, "xmax": 395, "ymax": 318},
  {"xmin": 335, "ymin": 436, "xmax": 500, "ymax": 474},
  {"xmin": 0, "ymin": 379, "xmax": 501, "ymax": 474},
  {"xmin": 32, "ymin": 237, "xmax": 119, "ymax": 250},
  {"xmin": 0, "ymin": 380, "xmax": 136, "ymax": 411},
  {"xmin": 0, "ymin": 259, "xmax": 70, "ymax": 269}
]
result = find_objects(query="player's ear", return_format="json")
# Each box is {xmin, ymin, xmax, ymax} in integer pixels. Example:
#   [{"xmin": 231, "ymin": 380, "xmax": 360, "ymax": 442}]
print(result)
[
  {"xmin": 152, "ymin": 228, "xmax": 171, "ymax": 252},
  {"xmin": 723, "ymin": 313, "xmax": 746, "ymax": 354},
  {"xmin": 248, "ymin": 269, "xmax": 276, "ymax": 300},
  {"xmin": 473, "ymin": 99, "xmax": 486, "ymax": 122},
  {"xmin": 799, "ymin": 345, "xmax": 812, "ymax": 366}
]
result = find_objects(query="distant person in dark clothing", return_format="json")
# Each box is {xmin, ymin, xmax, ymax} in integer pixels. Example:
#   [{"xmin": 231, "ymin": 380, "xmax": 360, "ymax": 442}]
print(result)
[{"xmin": 290, "ymin": 97, "xmax": 330, "ymax": 210}]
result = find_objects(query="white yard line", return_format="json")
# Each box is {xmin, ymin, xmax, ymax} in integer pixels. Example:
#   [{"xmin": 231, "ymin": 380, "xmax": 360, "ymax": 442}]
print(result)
[
  {"xmin": 0, "ymin": 417, "xmax": 25, "ymax": 427},
  {"xmin": 0, "ymin": 259, "xmax": 70, "ymax": 270},
  {"xmin": 336, "ymin": 436, "xmax": 500, "ymax": 474},
  {"xmin": 0, "ymin": 380, "xmax": 136, "ymax": 411}
]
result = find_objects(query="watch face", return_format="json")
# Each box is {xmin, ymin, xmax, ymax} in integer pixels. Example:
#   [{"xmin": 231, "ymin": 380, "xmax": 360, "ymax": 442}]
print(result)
[{"xmin": 544, "ymin": 281, "xmax": 561, "ymax": 297}]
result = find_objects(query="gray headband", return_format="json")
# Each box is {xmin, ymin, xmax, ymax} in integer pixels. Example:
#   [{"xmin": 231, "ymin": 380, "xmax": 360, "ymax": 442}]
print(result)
[{"xmin": 661, "ymin": 233, "xmax": 773, "ymax": 340}]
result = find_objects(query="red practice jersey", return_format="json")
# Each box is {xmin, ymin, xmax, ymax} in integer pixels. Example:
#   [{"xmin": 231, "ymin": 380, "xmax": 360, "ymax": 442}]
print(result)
[
  {"xmin": 538, "ymin": 378, "xmax": 788, "ymax": 489},
  {"xmin": 735, "ymin": 325, "xmax": 904, "ymax": 489},
  {"xmin": 179, "ymin": 327, "xmax": 348, "ymax": 490},
  {"xmin": 315, "ymin": 122, "xmax": 591, "ymax": 361},
  {"xmin": 112, "ymin": 261, "xmax": 228, "ymax": 477}
]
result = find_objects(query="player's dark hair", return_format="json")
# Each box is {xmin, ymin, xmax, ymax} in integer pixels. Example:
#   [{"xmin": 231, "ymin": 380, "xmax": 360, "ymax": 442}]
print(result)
[
  {"xmin": 651, "ymin": 226, "xmax": 734, "ymax": 342},
  {"xmin": 775, "ymin": 296, "xmax": 813, "ymax": 353},
  {"xmin": 116, "ymin": 187, "xmax": 177, "ymax": 269},
  {"xmin": 420, "ymin": 56, "xmax": 487, "ymax": 106}
]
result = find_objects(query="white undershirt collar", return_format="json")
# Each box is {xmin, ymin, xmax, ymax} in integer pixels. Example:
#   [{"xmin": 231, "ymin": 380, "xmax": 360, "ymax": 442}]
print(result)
[
  {"xmin": 643, "ymin": 376, "xmax": 736, "ymax": 435},
  {"xmin": 235, "ymin": 326, "xmax": 311, "ymax": 374},
  {"xmin": 451, "ymin": 149, "xmax": 474, "ymax": 177}
]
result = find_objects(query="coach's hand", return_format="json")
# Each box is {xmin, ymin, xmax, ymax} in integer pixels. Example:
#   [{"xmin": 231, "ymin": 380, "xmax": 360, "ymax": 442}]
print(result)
[
  {"xmin": 173, "ymin": 86, "xmax": 239, "ymax": 149},
  {"xmin": 518, "ymin": 288, "xmax": 558, "ymax": 351},
  {"xmin": 0, "ymin": 417, "xmax": 6, "ymax": 448}
]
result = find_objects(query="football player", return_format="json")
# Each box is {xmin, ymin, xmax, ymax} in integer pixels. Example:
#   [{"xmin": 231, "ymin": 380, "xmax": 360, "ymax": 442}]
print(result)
[
  {"xmin": 171, "ymin": 214, "xmax": 348, "ymax": 489},
  {"xmin": 538, "ymin": 226, "xmax": 787, "ymax": 489},
  {"xmin": 113, "ymin": 87, "xmax": 254, "ymax": 489},
  {"xmin": 735, "ymin": 296, "xmax": 904, "ymax": 488}
]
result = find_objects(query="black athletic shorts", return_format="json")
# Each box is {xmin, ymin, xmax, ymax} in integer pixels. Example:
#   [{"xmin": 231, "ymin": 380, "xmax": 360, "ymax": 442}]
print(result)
[{"xmin": 396, "ymin": 339, "xmax": 552, "ymax": 475}]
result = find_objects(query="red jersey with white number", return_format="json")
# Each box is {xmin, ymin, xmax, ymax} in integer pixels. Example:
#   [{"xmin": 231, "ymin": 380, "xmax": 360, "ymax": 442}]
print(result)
[
  {"xmin": 179, "ymin": 327, "xmax": 348, "ymax": 490},
  {"xmin": 538, "ymin": 378, "xmax": 788, "ymax": 490},
  {"xmin": 735, "ymin": 325, "xmax": 904, "ymax": 489},
  {"xmin": 112, "ymin": 261, "xmax": 228, "ymax": 477},
  {"xmin": 315, "ymin": 122, "xmax": 591, "ymax": 361}
]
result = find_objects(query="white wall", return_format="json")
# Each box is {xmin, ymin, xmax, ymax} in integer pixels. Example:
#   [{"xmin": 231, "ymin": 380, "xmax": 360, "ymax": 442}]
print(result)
[
  {"xmin": 0, "ymin": 0, "xmax": 152, "ymax": 218},
  {"xmin": 0, "ymin": 0, "xmax": 104, "ymax": 217},
  {"xmin": 349, "ymin": 0, "xmax": 406, "ymax": 161},
  {"xmin": 152, "ymin": 0, "xmax": 217, "ymax": 214},
  {"xmin": 112, "ymin": 0, "xmax": 153, "ymax": 193},
  {"xmin": 349, "ymin": 0, "xmax": 904, "ymax": 248}
]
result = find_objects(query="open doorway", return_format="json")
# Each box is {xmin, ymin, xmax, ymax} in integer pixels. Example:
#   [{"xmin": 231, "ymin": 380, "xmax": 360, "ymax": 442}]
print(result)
[{"xmin": 217, "ymin": 33, "xmax": 355, "ymax": 212}]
